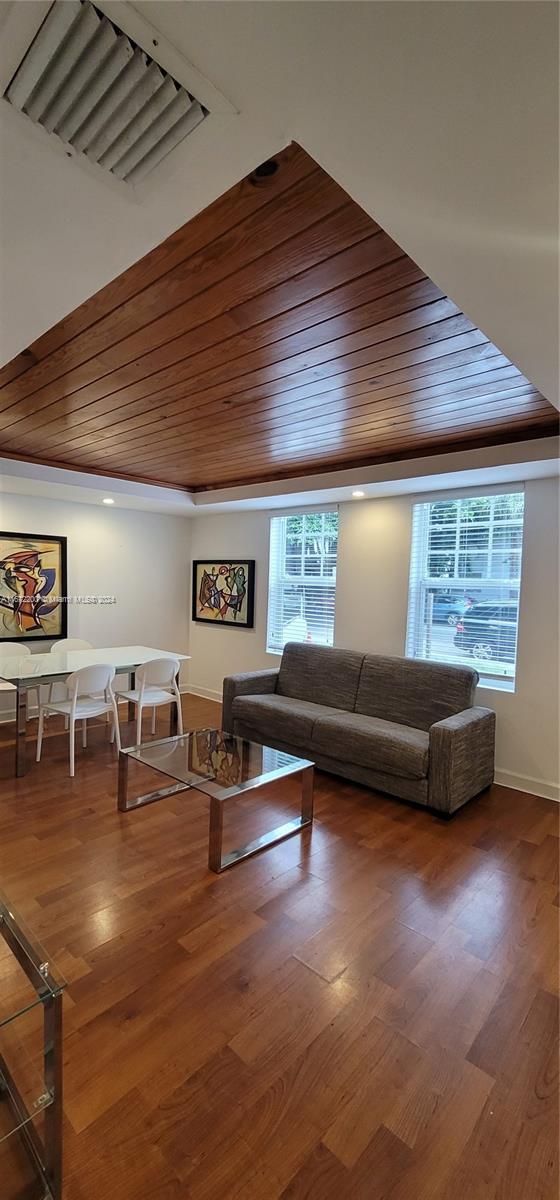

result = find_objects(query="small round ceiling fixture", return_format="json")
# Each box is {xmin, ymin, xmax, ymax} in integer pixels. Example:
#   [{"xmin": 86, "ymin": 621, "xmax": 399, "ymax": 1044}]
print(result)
[
  {"xmin": 254, "ymin": 159, "xmax": 279, "ymax": 178},
  {"xmin": 250, "ymin": 158, "xmax": 279, "ymax": 186},
  {"xmin": 102, "ymin": 498, "xmax": 115, "ymax": 505},
  {"xmin": 352, "ymin": 490, "xmax": 365, "ymax": 499}
]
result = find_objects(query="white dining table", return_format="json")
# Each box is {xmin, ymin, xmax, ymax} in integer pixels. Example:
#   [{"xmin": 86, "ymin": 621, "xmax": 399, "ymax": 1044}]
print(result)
[{"xmin": 0, "ymin": 645, "xmax": 190, "ymax": 778}]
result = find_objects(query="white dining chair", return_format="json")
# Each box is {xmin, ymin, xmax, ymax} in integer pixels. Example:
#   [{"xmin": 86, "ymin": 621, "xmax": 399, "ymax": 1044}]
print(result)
[
  {"xmin": 36, "ymin": 663, "xmax": 121, "ymax": 777},
  {"xmin": 0, "ymin": 643, "xmax": 40, "ymax": 718},
  {"xmin": 120, "ymin": 658, "xmax": 183, "ymax": 746},
  {"xmin": 48, "ymin": 638, "xmax": 95, "ymax": 716},
  {"xmin": 52, "ymin": 638, "xmax": 93, "ymax": 652}
]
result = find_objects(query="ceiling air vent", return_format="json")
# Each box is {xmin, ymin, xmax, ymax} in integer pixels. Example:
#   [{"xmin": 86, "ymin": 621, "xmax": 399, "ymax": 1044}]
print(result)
[{"xmin": 3, "ymin": 0, "xmax": 208, "ymax": 184}]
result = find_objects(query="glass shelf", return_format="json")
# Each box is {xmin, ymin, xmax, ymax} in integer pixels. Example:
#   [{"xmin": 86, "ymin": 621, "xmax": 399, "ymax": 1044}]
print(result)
[
  {"xmin": 0, "ymin": 893, "xmax": 66, "ymax": 1010},
  {"xmin": 0, "ymin": 995, "xmax": 54, "ymax": 1144},
  {"xmin": 0, "ymin": 1117, "xmax": 46, "ymax": 1200},
  {"xmin": 0, "ymin": 892, "xmax": 66, "ymax": 1200}
]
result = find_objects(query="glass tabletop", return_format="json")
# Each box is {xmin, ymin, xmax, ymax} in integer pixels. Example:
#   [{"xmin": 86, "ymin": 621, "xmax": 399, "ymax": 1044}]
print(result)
[
  {"xmin": 0, "ymin": 893, "xmax": 66, "ymax": 1025},
  {"xmin": 0, "ymin": 1005, "xmax": 54, "ymax": 1146},
  {"xmin": 123, "ymin": 728, "xmax": 312, "ymax": 800},
  {"xmin": 0, "ymin": 893, "xmax": 66, "ymax": 1146},
  {"xmin": 0, "ymin": 644, "xmax": 190, "ymax": 683}
]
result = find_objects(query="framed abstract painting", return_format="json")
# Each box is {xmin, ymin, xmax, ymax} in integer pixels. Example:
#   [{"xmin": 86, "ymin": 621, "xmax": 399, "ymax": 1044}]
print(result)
[
  {"xmin": 0, "ymin": 531, "xmax": 68, "ymax": 642},
  {"xmin": 192, "ymin": 560, "xmax": 255, "ymax": 628}
]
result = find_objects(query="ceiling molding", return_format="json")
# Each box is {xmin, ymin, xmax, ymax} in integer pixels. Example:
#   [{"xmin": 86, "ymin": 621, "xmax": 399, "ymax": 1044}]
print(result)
[{"xmin": 1, "ymin": 437, "xmax": 557, "ymax": 516}]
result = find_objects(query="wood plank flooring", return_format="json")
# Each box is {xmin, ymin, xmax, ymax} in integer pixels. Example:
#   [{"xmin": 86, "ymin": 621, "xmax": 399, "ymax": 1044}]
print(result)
[{"xmin": 0, "ymin": 696, "xmax": 558, "ymax": 1199}]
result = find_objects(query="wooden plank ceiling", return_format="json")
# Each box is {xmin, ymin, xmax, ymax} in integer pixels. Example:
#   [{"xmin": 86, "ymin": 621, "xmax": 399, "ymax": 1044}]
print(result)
[{"xmin": 0, "ymin": 143, "xmax": 557, "ymax": 491}]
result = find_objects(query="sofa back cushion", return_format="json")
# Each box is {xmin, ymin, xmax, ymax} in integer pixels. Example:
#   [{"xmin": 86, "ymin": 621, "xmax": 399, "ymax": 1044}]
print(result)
[
  {"xmin": 355, "ymin": 654, "xmax": 478, "ymax": 731},
  {"xmin": 277, "ymin": 642, "xmax": 365, "ymax": 710}
]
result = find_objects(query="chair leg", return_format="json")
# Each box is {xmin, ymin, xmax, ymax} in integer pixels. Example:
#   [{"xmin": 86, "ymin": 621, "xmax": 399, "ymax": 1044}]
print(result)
[
  {"xmin": 82, "ymin": 719, "xmax": 87, "ymax": 749},
  {"xmin": 175, "ymin": 690, "xmax": 183, "ymax": 736},
  {"xmin": 136, "ymin": 705, "xmax": 142, "ymax": 747},
  {"xmin": 69, "ymin": 719, "xmax": 75, "ymax": 778},
  {"xmin": 111, "ymin": 699, "xmax": 121, "ymax": 751},
  {"xmin": 36, "ymin": 711, "xmax": 44, "ymax": 762},
  {"xmin": 151, "ymin": 707, "xmax": 156, "ymax": 735}
]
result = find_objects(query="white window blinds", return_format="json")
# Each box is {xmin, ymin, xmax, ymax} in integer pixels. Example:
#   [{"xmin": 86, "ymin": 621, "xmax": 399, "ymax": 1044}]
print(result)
[
  {"xmin": 267, "ymin": 510, "xmax": 339, "ymax": 654},
  {"xmin": 406, "ymin": 491, "xmax": 525, "ymax": 688}
]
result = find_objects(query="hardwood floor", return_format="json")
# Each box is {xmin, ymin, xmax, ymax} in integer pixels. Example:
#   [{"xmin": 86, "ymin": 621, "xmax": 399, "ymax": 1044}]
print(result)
[{"xmin": 0, "ymin": 695, "xmax": 558, "ymax": 1199}]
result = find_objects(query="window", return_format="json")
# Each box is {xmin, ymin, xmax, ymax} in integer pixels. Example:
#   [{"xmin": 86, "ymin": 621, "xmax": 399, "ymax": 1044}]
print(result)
[
  {"xmin": 267, "ymin": 510, "xmax": 339, "ymax": 654},
  {"xmin": 406, "ymin": 492, "xmax": 524, "ymax": 688}
]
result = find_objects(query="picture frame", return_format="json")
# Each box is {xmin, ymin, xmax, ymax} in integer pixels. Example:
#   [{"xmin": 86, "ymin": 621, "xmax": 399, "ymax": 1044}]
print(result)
[
  {"xmin": 192, "ymin": 560, "xmax": 255, "ymax": 629},
  {"xmin": 0, "ymin": 531, "xmax": 68, "ymax": 642}
]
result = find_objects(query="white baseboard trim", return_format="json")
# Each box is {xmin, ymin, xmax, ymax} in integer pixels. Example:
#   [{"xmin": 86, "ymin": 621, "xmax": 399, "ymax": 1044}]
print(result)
[
  {"xmin": 184, "ymin": 685, "xmax": 222, "ymax": 703},
  {"xmin": 0, "ymin": 688, "xmax": 196, "ymax": 724},
  {"xmin": 494, "ymin": 769, "xmax": 559, "ymax": 803},
  {"xmin": 1, "ymin": 699, "xmax": 557, "ymax": 803},
  {"xmin": 0, "ymin": 703, "xmax": 38, "ymax": 723}
]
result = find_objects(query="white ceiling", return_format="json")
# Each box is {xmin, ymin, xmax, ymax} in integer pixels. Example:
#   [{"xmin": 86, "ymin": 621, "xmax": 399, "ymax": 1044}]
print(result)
[
  {"xmin": 0, "ymin": 0, "xmax": 558, "ymax": 412},
  {"xmin": 1, "ymin": 438, "xmax": 558, "ymax": 516}
]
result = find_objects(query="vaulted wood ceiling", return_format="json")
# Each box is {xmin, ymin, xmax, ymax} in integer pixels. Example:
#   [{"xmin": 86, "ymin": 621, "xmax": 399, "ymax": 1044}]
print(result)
[{"xmin": 0, "ymin": 143, "xmax": 557, "ymax": 491}]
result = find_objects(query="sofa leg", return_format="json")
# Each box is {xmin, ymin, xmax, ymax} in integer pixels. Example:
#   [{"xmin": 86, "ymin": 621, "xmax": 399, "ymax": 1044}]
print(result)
[{"xmin": 428, "ymin": 807, "xmax": 456, "ymax": 821}]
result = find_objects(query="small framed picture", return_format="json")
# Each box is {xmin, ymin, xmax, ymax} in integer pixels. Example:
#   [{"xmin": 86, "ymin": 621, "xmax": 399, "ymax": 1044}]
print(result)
[
  {"xmin": 192, "ymin": 560, "xmax": 255, "ymax": 629},
  {"xmin": 0, "ymin": 531, "xmax": 68, "ymax": 642}
]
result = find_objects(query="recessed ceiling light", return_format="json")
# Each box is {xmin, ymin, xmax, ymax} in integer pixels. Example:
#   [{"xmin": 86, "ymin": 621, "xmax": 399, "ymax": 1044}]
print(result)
[
  {"xmin": 352, "ymin": 490, "xmax": 365, "ymax": 499},
  {"xmin": 102, "ymin": 498, "xmax": 114, "ymax": 505}
]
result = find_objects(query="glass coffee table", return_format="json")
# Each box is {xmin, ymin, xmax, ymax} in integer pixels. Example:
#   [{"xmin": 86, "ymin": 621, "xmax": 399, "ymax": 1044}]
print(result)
[{"xmin": 117, "ymin": 728, "xmax": 314, "ymax": 872}]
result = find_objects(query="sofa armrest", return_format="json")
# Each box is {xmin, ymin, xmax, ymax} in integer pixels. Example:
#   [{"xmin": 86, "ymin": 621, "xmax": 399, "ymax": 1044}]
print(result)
[
  {"xmin": 428, "ymin": 706, "xmax": 495, "ymax": 815},
  {"xmin": 222, "ymin": 669, "xmax": 279, "ymax": 733}
]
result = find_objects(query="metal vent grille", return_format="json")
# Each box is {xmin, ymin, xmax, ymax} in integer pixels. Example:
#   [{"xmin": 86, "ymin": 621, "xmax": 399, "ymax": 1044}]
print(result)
[{"xmin": 3, "ymin": 0, "xmax": 207, "ymax": 184}]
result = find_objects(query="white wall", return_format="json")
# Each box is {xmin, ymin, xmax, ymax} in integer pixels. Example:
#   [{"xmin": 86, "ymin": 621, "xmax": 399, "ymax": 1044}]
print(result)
[
  {"xmin": 188, "ymin": 512, "xmax": 278, "ymax": 691},
  {"xmin": 2, "ymin": 478, "xmax": 557, "ymax": 798},
  {"xmin": 188, "ymin": 477, "xmax": 560, "ymax": 800},
  {"xmin": 335, "ymin": 479, "xmax": 560, "ymax": 801},
  {"xmin": 0, "ymin": 491, "xmax": 191, "ymax": 710}
]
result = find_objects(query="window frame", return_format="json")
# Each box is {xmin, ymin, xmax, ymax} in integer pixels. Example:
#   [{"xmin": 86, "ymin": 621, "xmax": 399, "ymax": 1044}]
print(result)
[
  {"xmin": 405, "ymin": 491, "xmax": 525, "ymax": 690},
  {"xmin": 266, "ymin": 508, "xmax": 339, "ymax": 655}
]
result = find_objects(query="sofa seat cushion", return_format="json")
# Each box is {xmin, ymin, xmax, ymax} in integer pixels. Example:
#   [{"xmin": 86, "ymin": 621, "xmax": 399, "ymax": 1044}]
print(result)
[
  {"xmin": 312, "ymin": 712, "xmax": 429, "ymax": 780},
  {"xmin": 231, "ymin": 694, "xmax": 339, "ymax": 749}
]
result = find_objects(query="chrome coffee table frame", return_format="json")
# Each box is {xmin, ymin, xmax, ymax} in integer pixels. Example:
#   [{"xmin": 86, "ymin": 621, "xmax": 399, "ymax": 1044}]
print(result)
[
  {"xmin": 117, "ymin": 731, "xmax": 314, "ymax": 873},
  {"xmin": 207, "ymin": 762, "xmax": 314, "ymax": 872}
]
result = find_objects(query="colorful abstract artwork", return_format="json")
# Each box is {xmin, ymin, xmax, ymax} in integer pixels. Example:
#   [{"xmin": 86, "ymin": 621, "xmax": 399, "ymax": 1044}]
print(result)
[
  {"xmin": 0, "ymin": 532, "xmax": 67, "ymax": 642},
  {"xmin": 192, "ymin": 560, "xmax": 255, "ymax": 628}
]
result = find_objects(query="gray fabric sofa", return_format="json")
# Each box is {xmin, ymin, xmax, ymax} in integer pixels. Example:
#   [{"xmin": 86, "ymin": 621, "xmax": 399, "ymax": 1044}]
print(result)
[{"xmin": 222, "ymin": 643, "xmax": 496, "ymax": 816}]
